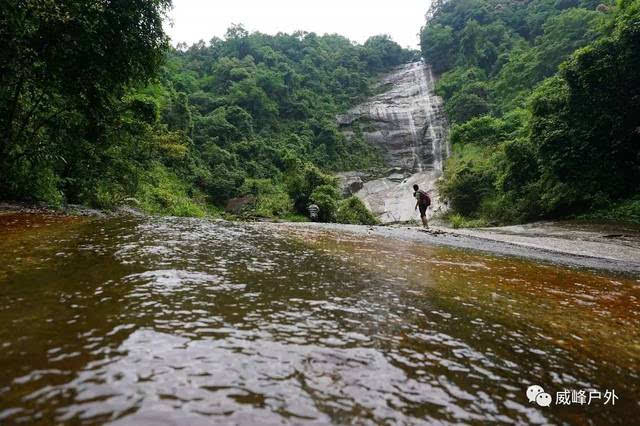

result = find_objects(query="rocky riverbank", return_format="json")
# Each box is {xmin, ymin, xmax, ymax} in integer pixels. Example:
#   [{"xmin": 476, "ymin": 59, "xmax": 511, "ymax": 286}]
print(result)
[
  {"xmin": 0, "ymin": 202, "xmax": 144, "ymax": 218},
  {"xmin": 269, "ymin": 221, "xmax": 640, "ymax": 275},
  {"xmin": 5, "ymin": 202, "xmax": 639, "ymax": 274}
]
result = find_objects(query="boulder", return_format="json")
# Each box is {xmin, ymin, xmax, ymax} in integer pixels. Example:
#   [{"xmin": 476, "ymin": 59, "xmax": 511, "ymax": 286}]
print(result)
[
  {"xmin": 336, "ymin": 172, "xmax": 368, "ymax": 197},
  {"xmin": 346, "ymin": 177, "xmax": 364, "ymax": 196},
  {"xmin": 225, "ymin": 195, "xmax": 256, "ymax": 214}
]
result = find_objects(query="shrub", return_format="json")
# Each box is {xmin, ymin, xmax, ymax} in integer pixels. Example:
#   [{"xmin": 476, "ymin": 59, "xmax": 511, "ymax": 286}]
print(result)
[
  {"xmin": 439, "ymin": 144, "xmax": 496, "ymax": 217},
  {"xmin": 447, "ymin": 213, "xmax": 489, "ymax": 229},
  {"xmin": 336, "ymin": 197, "xmax": 378, "ymax": 225},
  {"xmin": 285, "ymin": 163, "xmax": 339, "ymax": 213},
  {"xmin": 450, "ymin": 116, "xmax": 507, "ymax": 146},
  {"xmin": 92, "ymin": 181, "xmax": 126, "ymax": 210},
  {"xmin": 255, "ymin": 191, "xmax": 294, "ymax": 218},
  {"xmin": 31, "ymin": 168, "xmax": 64, "ymax": 208},
  {"xmin": 445, "ymin": 92, "xmax": 491, "ymax": 123},
  {"xmin": 138, "ymin": 164, "xmax": 206, "ymax": 217},
  {"xmin": 240, "ymin": 178, "xmax": 294, "ymax": 218},
  {"xmin": 440, "ymin": 163, "xmax": 494, "ymax": 216},
  {"xmin": 205, "ymin": 164, "xmax": 245, "ymax": 205},
  {"xmin": 310, "ymin": 184, "xmax": 341, "ymax": 222},
  {"xmin": 435, "ymin": 66, "xmax": 487, "ymax": 100},
  {"xmin": 576, "ymin": 198, "xmax": 640, "ymax": 224},
  {"xmin": 0, "ymin": 160, "xmax": 64, "ymax": 207}
]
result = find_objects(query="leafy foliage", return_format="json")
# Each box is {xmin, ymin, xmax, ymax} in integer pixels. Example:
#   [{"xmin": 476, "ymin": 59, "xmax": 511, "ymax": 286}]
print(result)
[
  {"xmin": 425, "ymin": 0, "xmax": 640, "ymax": 225},
  {"xmin": 439, "ymin": 144, "xmax": 496, "ymax": 216},
  {"xmin": 310, "ymin": 185, "xmax": 341, "ymax": 222},
  {"xmin": 450, "ymin": 116, "xmax": 507, "ymax": 146},
  {"xmin": 285, "ymin": 163, "xmax": 338, "ymax": 214},
  {"xmin": 336, "ymin": 197, "xmax": 379, "ymax": 225},
  {"xmin": 1, "ymin": 8, "xmax": 408, "ymax": 223},
  {"xmin": 0, "ymin": 0, "xmax": 171, "ymax": 204}
]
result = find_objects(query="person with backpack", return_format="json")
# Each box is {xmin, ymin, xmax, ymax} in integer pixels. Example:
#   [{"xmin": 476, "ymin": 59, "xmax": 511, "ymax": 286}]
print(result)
[{"xmin": 413, "ymin": 184, "xmax": 431, "ymax": 228}]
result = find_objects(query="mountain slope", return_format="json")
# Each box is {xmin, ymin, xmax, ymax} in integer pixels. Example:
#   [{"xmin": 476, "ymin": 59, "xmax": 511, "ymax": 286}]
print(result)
[{"xmin": 421, "ymin": 0, "xmax": 640, "ymax": 224}]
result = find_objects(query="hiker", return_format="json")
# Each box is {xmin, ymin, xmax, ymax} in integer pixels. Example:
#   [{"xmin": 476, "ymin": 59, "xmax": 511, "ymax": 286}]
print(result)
[
  {"xmin": 413, "ymin": 184, "xmax": 430, "ymax": 228},
  {"xmin": 308, "ymin": 203, "xmax": 319, "ymax": 221}
]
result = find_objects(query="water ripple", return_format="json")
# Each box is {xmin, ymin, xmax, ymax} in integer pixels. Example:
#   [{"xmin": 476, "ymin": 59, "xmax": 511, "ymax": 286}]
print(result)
[{"xmin": 0, "ymin": 216, "xmax": 638, "ymax": 424}]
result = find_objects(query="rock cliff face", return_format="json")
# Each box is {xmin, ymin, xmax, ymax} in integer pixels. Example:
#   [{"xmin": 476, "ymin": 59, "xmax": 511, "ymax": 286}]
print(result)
[{"xmin": 337, "ymin": 62, "xmax": 449, "ymax": 223}]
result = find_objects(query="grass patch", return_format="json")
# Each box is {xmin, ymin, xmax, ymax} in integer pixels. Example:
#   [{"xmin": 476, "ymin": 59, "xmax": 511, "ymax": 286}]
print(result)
[
  {"xmin": 279, "ymin": 213, "xmax": 310, "ymax": 222},
  {"xmin": 446, "ymin": 213, "xmax": 489, "ymax": 229}
]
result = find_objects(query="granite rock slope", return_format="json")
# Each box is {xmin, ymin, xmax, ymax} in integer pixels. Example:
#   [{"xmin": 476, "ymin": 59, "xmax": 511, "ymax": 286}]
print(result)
[{"xmin": 337, "ymin": 62, "xmax": 449, "ymax": 223}]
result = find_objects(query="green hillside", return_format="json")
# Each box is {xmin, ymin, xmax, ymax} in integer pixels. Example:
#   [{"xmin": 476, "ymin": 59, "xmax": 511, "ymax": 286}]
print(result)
[
  {"xmin": 421, "ymin": 0, "xmax": 640, "ymax": 224},
  {"xmin": 0, "ymin": 1, "xmax": 412, "ymax": 222}
]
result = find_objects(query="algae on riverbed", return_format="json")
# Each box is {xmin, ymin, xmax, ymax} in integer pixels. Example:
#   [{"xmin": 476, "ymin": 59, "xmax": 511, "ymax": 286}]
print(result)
[{"xmin": 282, "ymin": 226, "xmax": 640, "ymax": 367}]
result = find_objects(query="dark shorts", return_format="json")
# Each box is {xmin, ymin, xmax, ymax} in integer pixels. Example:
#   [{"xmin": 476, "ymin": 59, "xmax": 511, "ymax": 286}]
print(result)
[{"xmin": 418, "ymin": 204, "xmax": 428, "ymax": 216}]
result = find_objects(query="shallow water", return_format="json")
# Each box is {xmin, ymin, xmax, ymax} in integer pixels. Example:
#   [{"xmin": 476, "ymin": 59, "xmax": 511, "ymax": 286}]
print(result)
[{"xmin": 0, "ymin": 214, "xmax": 639, "ymax": 424}]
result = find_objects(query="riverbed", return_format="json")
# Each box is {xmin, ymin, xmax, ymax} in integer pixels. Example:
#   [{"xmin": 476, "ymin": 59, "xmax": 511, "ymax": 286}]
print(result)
[{"xmin": 1, "ymin": 213, "xmax": 639, "ymax": 424}]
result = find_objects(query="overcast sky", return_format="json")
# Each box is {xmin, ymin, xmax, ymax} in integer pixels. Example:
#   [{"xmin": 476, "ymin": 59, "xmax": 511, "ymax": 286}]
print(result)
[{"xmin": 165, "ymin": 0, "xmax": 429, "ymax": 49}]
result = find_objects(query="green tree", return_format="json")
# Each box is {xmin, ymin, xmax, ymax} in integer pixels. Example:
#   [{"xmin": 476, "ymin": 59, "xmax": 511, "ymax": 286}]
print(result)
[
  {"xmin": 285, "ymin": 163, "xmax": 338, "ymax": 213},
  {"xmin": 445, "ymin": 91, "xmax": 491, "ymax": 123},
  {"xmin": 530, "ymin": 7, "xmax": 640, "ymax": 213},
  {"xmin": 420, "ymin": 24, "xmax": 456, "ymax": 73},
  {"xmin": 362, "ymin": 35, "xmax": 408, "ymax": 72},
  {"xmin": 440, "ymin": 160, "xmax": 495, "ymax": 216},
  {"xmin": 450, "ymin": 115, "xmax": 507, "ymax": 146},
  {"xmin": 423, "ymin": 0, "xmax": 640, "ymax": 225},
  {"xmin": 0, "ymin": 0, "xmax": 172, "ymax": 202}
]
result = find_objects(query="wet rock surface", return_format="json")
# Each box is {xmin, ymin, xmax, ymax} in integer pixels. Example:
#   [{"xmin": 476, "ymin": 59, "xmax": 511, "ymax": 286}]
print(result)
[
  {"xmin": 275, "ymin": 221, "xmax": 640, "ymax": 274},
  {"xmin": 337, "ymin": 172, "xmax": 366, "ymax": 197},
  {"xmin": 337, "ymin": 62, "xmax": 448, "ymax": 173},
  {"xmin": 337, "ymin": 62, "xmax": 449, "ymax": 223},
  {"xmin": 447, "ymin": 221, "xmax": 640, "ymax": 266},
  {"xmin": 0, "ymin": 202, "xmax": 143, "ymax": 218}
]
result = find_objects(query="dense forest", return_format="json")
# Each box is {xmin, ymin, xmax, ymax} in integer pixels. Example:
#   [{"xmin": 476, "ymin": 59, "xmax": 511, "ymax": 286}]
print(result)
[
  {"xmin": 421, "ymin": 0, "xmax": 640, "ymax": 225},
  {"xmin": 2, "ymin": 0, "xmax": 639, "ymax": 225},
  {"xmin": 1, "ymin": 1, "xmax": 413, "ymax": 223}
]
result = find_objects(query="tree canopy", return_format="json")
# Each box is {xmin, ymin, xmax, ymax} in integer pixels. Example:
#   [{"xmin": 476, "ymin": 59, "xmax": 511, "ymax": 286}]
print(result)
[
  {"xmin": 1, "ymin": 0, "xmax": 171, "ymax": 204},
  {"xmin": 423, "ymin": 0, "xmax": 640, "ymax": 223},
  {"xmin": 1, "ymin": 6, "xmax": 412, "ymax": 223}
]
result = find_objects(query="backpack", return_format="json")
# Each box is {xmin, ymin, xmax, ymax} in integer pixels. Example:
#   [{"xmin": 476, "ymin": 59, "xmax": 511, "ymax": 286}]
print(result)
[{"xmin": 417, "ymin": 189, "xmax": 431, "ymax": 207}]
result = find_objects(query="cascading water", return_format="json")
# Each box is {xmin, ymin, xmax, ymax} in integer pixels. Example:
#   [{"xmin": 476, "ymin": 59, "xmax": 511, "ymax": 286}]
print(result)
[
  {"xmin": 406, "ymin": 110, "xmax": 422, "ymax": 172},
  {"xmin": 337, "ymin": 61, "xmax": 449, "ymax": 223}
]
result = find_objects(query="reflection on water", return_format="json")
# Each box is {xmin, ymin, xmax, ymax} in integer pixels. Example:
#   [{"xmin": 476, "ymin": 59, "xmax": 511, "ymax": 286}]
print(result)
[{"xmin": 0, "ymin": 214, "xmax": 639, "ymax": 424}]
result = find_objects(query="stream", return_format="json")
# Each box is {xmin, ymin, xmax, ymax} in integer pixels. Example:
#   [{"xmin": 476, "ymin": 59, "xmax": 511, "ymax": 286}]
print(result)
[{"xmin": 1, "ymin": 213, "xmax": 639, "ymax": 424}]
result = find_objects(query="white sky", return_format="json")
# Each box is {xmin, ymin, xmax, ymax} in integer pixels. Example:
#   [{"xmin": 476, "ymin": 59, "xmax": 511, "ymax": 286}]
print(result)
[{"xmin": 165, "ymin": 0, "xmax": 429, "ymax": 49}]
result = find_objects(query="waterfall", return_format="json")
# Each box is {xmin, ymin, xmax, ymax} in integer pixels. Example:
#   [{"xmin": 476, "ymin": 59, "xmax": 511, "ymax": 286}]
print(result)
[
  {"xmin": 336, "ymin": 61, "xmax": 449, "ymax": 223},
  {"xmin": 406, "ymin": 110, "xmax": 423, "ymax": 172}
]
